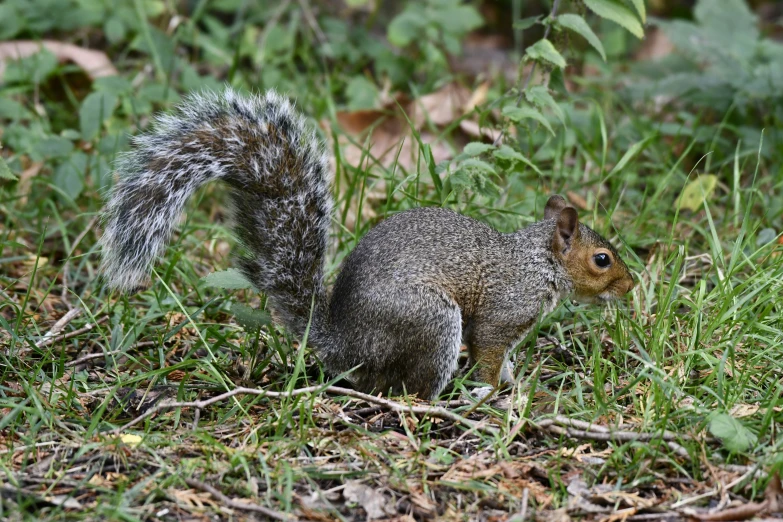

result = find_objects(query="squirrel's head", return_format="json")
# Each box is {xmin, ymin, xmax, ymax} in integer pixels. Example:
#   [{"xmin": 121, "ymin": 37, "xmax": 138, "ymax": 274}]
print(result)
[{"xmin": 544, "ymin": 195, "xmax": 635, "ymax": 303}]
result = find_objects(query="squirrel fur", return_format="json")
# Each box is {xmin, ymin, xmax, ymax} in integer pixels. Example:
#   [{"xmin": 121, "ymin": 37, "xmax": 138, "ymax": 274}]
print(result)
[{"xmin": 100, "ymin": 88, "xmax": 635, "ymax": 400}]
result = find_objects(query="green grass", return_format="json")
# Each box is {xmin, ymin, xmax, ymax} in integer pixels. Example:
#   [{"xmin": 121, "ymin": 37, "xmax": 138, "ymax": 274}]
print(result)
[{"xmin": 2, "ymin": 1, "xmax": 783, "ymax": 520}]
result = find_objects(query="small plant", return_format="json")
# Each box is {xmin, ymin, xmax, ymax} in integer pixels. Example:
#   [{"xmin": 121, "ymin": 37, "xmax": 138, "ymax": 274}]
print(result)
[
  {"xmin": 442, "ymin": 0, "xmax": 648, "ymax": 207},
  {"xmin": 626, "ymin": 0, "xmax": 783, "ymax": 166}
]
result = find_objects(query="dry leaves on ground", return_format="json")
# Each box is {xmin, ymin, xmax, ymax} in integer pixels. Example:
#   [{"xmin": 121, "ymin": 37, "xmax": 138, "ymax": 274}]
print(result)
[{"xmin": 324, "ymin": 82, "xmax": 498, "ymax": 228}]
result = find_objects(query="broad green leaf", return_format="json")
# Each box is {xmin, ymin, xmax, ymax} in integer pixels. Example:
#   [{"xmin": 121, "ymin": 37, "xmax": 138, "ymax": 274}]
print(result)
[
  {"xmin": 525, "ymin": 86, "xmax": 565, "ymax": 124},
  {"xmin": 628, "ymin": 0, "xmax": 646, "ymax": 23},
  {"xmin": 463, "ymin": 142, "xmax": 496, "ymax": 157},
  {"xmin": 709, "ymin": 413, "xmax": 757, "ymax": 453},
  {"xmin": 584, "ymin": 0, "xmax": 644, "ymax": 39},
  {"xmin": 104, "ymin": 17, "xmax": 126, "ymax": 44},
  {"xmin": 0, "ymin": 4, "xmax": 22, "ymax": 40},
  {"xmin": 388, "ymin": 10, "xmax": 424, "ymax": 47},
  {"xmin": 525, "ymin": 39, "xmax": 566, "ymax": 68},
  {"xmin": 35, "ymin": 136, "xmax": 75, "ymax": 159},
  {"xmin": 80, "ymin": 91, "xmax": 117, "ymax": 141},
  {"xmin": 514, "ymin": 15, "xmax": 541, "ymax": 31},
  {"xmin": 202, "ymin": 268, "xmax": 253, "ymax": 290},
  {"xmin": 502, "ymin": 106, "xmax": 555, "ymax": 136},
  {"xmin": 607, "ymin": 136, "xmax": 653, "ymax": 178},
  {"xmin": 493, "ymin": 145, "xmax": 544, "ymax": 176},
  {"xmin": 756, "ymin": 228, "xmax": 777, "ymax": 247},
  {"xmin": 0, "ymin": 155, "xmax": 17, "ymax": 181},
  {"xmin": 0, "ymin": 98, "xmax": 29, "ymax": 119},
  {"xmin": 53, "ymin": 152, "xmax": 88, "ymax": 201},
  {"xmin": 461, "ymin": 158, "xmax": 496, "ymax": 175},
  {"xmin": 439, "ymin": 5, "xmax": 483, "ymax": 34},
  {"xmin": 678, "ymin": 174, "xmax": 718, "ymax": 212},
  {"xmin": 230, "ymin": 302, "xmax": 272, "ymax": 331},
  {"xmin": 557, "ymin": 14, "xmax": 606, "ymax": 61},
  {"xmin": 345, "ymin": 76, "xmax": 378, "ymax": 110},
  {"xmin": 454, "ymin": 159, "xmax": 500, "ymax": 198}
]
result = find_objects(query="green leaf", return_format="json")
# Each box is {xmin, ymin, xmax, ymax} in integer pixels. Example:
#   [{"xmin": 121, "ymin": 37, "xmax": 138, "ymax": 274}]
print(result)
[
  {"xmin": 388, "ymin": 10, "xmax": 424, "ymax": 47},
  {"xmin": 345, "ymin": 76, "xmax": 378, "ymax": 110},
  {"xmin": 557, "ymin": 13, "xmax": 606, "ymax": 62},
  {"xmin": 0, "ymin": 98, "xmax": 30, "ymax": 119},
  {"xmin": 230, "ymin": 302, "xmax": 271, "ymax": 331},
  {"xmin": 525, "ymin": 86, "xmax": 565, "ymax": 124},
  {"xmin": 678, "ymin": 174, "xmax": 718, "ymax": 212},
  {"xmin": 453, "ymin": 158, "xmax": 500, "ymax": 198},
  {"xmin": 606, "ymin": 136, "xmax": 653, "ymax": 178},
  {"xmin": 202, "ymin": 268, "xmax": 253, "ymax": 290},
  {"xmin": 709, "ymin": 413, "xmax": 757, "ymax": 453},
  {"xmin": 80, "ymin": 92, "xmax": 117, "ymax": 141},
  {"xmin": 35, "ymin": 136, "xmax": 75, "ymax": 159},
  {"xmin": 693, "ymin": 0, "xmax": 758, "ymax": 58},
  {"xmin": 463, "ymin": 142, "xmax": 496, "ymax": 157},
  {"xmin": 514, "ymin": 15, "xmax": 541, "ymax": 31},
  {"xmin": 0, "ymin": 4, "xmax": 22, "ymax": 40},
  {"xmin": 439, "ymin": 5, "xmax": 483, "ymax": 34},
  {"xmin": 492, "ymin": 145, "xmax": 544, "ymax": 176},
  {"xmin": 0, "ymin": 155, "xmax": 16, "ymax": 181},
  {"xmin": 525, "ymin": 39, "xmax": 566, "ymax": 68},
  {"xmin": 502, "ymin": 106, "xmax": 555, "ymax": 136},
  {"xmin": 53, "ymin": 152, "xmax": 88, "ymax": 201},
  {"xmin": 461, "ymin": 158, "xmax": 496, "ymax": 175},
  {"xmin": 628, "ymin": 0, "xmax": 646, "ymax": 23},
  {"xmin": 583, "ymin": 0, "xmax": 644, "ymax": 39},
  {"xmin": 104, "ymin": 17, "xmax": 126, "ymax": 44}
]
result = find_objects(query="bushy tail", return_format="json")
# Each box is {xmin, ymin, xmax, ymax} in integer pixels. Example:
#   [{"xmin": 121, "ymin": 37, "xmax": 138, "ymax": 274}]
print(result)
[{"xmin": 100, "ymin": 88, "xmax": 332, "ymax": 336}]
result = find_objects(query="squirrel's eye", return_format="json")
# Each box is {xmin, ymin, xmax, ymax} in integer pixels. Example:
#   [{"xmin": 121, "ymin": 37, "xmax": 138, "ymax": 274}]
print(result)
[{"xmin": 594, "ymin": 253, "xmax": 611, "ymax": 268}]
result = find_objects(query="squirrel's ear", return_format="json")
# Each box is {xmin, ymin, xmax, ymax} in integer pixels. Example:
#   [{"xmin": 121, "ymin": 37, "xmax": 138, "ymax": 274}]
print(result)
[
  {"xmin": 553, "ymin": 207, "xmax": 579, "ymax": 254},
  {"xmin": 544, "ymin": 195, "xmax": 569, "ymax": 220}
]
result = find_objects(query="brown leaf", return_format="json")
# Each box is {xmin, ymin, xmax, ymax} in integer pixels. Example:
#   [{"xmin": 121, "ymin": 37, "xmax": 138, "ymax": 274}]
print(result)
[{"xmin": 0, "ymin": 40, "xmax": 118, "ymax": 80}]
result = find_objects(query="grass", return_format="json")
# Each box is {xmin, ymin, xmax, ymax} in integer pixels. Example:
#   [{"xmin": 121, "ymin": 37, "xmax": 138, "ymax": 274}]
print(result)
[{"xmin": 2, "ymin": 1, "xmax": 783, "ymax": 520}]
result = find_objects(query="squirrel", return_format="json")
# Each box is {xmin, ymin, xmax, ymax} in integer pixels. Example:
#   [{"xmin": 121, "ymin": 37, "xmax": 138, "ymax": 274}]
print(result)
[{"xmin": 100, "ymin": 88, "xmax": 635, "ymax": 400}]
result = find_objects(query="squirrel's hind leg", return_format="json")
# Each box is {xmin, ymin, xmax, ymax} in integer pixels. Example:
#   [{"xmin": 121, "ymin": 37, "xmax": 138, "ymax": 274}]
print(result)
[{"xmin": 327, "ymin": 285, "xmax": 462, "ymax": 401}]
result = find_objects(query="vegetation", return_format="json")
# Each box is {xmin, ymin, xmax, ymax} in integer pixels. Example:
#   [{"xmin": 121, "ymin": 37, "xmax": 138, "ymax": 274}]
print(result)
[{"xmin": 1, "ymin": 0, "xmax": 782, "ymax": 519}]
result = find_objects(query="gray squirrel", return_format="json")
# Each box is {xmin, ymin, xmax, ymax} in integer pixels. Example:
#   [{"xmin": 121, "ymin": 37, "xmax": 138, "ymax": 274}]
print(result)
[{"xmin": 100, "ymin": 88, "xmax": 635, "ymax": 400}]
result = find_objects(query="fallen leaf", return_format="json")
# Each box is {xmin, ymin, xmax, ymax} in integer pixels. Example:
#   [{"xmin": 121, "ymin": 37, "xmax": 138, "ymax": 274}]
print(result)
[
  {"xmin": 343, "ymin": 481, "xmax": 395, "ymax": 519},
  {"xmin": 0, "ymin": 40, "xmax": 118, "ymax": 80},
  {"xmin": 119, "ymin": 433, "xmax": 142, "ymax": 447},
  {"xmin": 678, "ymin": 174, "xmax": 718, "ymax": 212},
  {"xmin": 729, "ymin": 403, "xmax": 760, "ymax": 418}
]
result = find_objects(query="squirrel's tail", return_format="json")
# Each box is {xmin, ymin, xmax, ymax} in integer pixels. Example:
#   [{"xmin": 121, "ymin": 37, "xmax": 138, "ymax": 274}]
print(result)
[{"xmin": 100, "ymin": 88, "xmax": 332, "ymax": 337}]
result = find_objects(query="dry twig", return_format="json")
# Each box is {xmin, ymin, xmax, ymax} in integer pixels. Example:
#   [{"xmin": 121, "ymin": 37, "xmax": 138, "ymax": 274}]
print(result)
[
  {"xmin": 183, "ymin": 478, "xmax": 295, "ymax": 521},
  {"xmin": 64, "ymin": 340, "xmax": 157, "ymax": 368},
  {"xmin": 36, "ymin": 308, "xmax": 82, "ymax": 347},
  {"xmin": 535, "ymin": 416, "xmax": 691, "ymax": 458},
  {"xmin": 114, "ymin": 385, "xmax": 497, "ymax": 435},
  {"xmin": 35, "ymin": 315, "xmax": 109, "ymax": 348}
]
